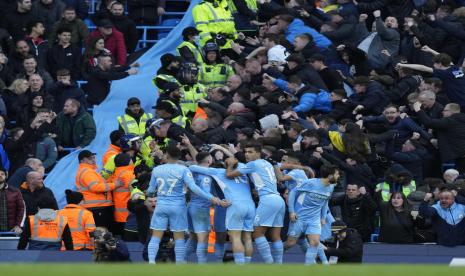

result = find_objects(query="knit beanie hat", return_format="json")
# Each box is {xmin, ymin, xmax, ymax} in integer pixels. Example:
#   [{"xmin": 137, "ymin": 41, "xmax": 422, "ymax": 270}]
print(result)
[{"xmin": 65, "ymin": 189, "xmax": 84, "ymax": 204}]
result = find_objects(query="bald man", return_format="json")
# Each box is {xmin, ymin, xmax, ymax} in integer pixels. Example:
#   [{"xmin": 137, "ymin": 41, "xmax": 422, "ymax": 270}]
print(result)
[{"xmin": 19, "ymin": 171, "xmax": 58, "ymax": 215}]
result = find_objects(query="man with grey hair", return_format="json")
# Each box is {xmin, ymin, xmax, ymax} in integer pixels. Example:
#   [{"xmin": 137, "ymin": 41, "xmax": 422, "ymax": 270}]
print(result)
[
  {"xmin": 418, "ymin": 91, "xmax": 444, "ymax": 119},
  {"xmin": 7, "ymin": 158, "xmax": 45, "ymax": 188}
]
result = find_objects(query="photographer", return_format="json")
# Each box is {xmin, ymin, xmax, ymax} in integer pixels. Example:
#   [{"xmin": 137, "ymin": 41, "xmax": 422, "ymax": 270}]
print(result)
[
  {"xmin": 92, "ymin": 227, "xmax": 130, "ymax": 262},
  {"xmin": 323, "ymin": 220, "xmax": 363, "ymax": 263}
]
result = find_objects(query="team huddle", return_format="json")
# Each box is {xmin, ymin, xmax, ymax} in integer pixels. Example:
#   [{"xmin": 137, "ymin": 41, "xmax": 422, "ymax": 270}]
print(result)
[{"xmin": 146, "ymin": 142, "xmax": 340, "ymax": 265}]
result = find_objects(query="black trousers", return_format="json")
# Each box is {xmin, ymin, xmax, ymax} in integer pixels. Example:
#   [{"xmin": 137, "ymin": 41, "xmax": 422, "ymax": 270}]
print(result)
[{"xmin": 90, "ymin": 206, "xmax": 115, "ymax": 231}]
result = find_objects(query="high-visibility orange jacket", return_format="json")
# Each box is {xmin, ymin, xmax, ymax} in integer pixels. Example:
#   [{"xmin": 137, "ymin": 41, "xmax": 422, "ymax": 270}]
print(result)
[
  {"xmin": 75, "ymin": 163, "xmax": 116, "ymax": 208},
  {"xmin": 112, "ymin": 165, "xmax": 135, "ymax": 223},
  {"xmin": 58, "ymin": 204, "xmax": 96, "ymax": 250},
  {"xmin": 102, "ymin": 144, "xmax": 122, "ymax": 166},
  {"xmin": 29, "ymin": 212, "xmax": 69, "ymax": 249}
]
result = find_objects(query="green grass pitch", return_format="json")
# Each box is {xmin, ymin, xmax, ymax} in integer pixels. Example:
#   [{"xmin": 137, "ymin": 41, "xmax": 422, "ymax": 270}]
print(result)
[{"xmin": 2, "ymin": 264, "xmax": 465, "ymax": 276}]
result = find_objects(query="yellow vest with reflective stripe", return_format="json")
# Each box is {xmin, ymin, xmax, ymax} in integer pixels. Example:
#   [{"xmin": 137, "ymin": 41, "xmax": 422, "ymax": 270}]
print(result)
[
  {"xmin": 228, "ymin": 0, "xmax": 257, "ymax": 14},
  {"xmin": 180, "ymin": 84, "xmax": 207, "ymax": 114},
  {"xmin": 177, "ymin": 41, "xmax": 204, "ymax": 65},
  {"xmin": 117, "ymin": 113, "xmax": 153, "ymax": 136},
  {"xmin": 192, "ymin": 1, "xmax": 237, "ymax": 47},
  {"xmin": 152, "ymin": 74, "xmax": 180, "ymax": 93},
  {"xmin": 199, "ymin": 63, "xmax": 234, "ymax": 89},
  {"xmin": 376, "ymin": 181, "xmax": 416, "ymax": 202},
  {"xmin": 163, "ymin": 99, "xmax": 188, "ymax": 128}
]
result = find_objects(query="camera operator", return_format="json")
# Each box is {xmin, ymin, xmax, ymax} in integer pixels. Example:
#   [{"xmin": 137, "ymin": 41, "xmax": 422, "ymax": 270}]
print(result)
[
  {"xmin": 323, "ymin": 220, "xmax": 363, "ymax": 263},
  {"xmin": 92, "ymin": 227, "xmax": 130, "ymax": 262}
]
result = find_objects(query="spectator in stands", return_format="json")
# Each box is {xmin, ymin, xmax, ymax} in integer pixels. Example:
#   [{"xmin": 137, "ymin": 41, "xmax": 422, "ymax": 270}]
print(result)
[
  {"xmin": 83, "ymin": 54, "xmax": 138, "ymax": 105},
  {"xmin": 385, "ymin": 139, "xmax": 427, "ymax": 185},
  {"xmin": 88, "ymin": 19, "xmax": 127, "ymax": 66},
  {"xmin": 117, "ymin": 97, "xmax": 153, "ymax": 136},
  {"xmin": 75, "ymin": 150, "xmax": 119, "ymax": 229},
  {"xmin": 420, "ymin": 188, "xmax": 465, "ymax": 246},
  {"xmin": 330, "ymin": 184, "xmax": 376, "ymax": 242},
  {"xmin": 48, "ymin": 69, "xmax": 87, "ymax": 113},
  {"xmin": 347, "ymin": 76, "xmax": 387, "ymax": 116},
  {"xmin": 0, "ymin": 50, "xmax": 14, "ymax": 88},
  {"xmin": 417, "ymin": 91, "xmax": 444, "ymax": 120},
  {"xmin": 47, "ymin": 27, "xmax": 82, "ymax": 80},
  {"xmin": 59, "ymin": 189, "xmax": 96, "ymax": 250},
  {"xmin": 9, "ymin": 40, "xmax": 33, "ymax": 76},
  {"xmin": 82, "ymin": 35, "xmax": 110, "ymax": 78},
  {"xmin": 4, "ymin": 0, "xmax": 37, "ymax": 40},
  {"xmin": 3, "ymin": 127, "xmax": 33, "ymax": 174},
  {"xmin": 377, "ymin": 192, "xmax": 415, "ymax": 243},
  {"xmin": 109, "ymin": 1, "xmax": 139, "ymax": 54},
  {"xmin": 32, "ymin": 0, "xmax": 66, "ymax": 33},
  {"xmin": 127, "ymin": 0, "xmax": 165, "ymax": 25},
  {"xmin": 16, "ymin": 93, "xmax": 45, "ymax": 128},
  {"xmin": 283, "ymin": 53, "xmax": 328, "ymax": 91},
  {"xmin": 399, "ymin": 54, "xmax": 465, "ymax": 110},
  {"xmin": 18, "ymin": 57, "xmax": 54, "ymax": 88},
  {"xmin": 29, "ymin": 110, "xmax": 58, "ymax": 170},
  {"xmin": 20, "ymin": 171, "xmax": 58, "ymax": 216},
  {"xmin": 18, "ymin": 196, "xmax": 73, "ymax": 250},
  {"xmin": 55, "ymin": 98, "xmax": 96, "ymax": 151},
  {"xmin": 308, "ymin": 53, "xmax": 344, "ymax": 92},
  {"xmin": 24, "ymin": 20, "xmax": 49, "ymax": 70},
  {"xmin": 443, "ymin": 169, "xmax": 460, "ymax": 185},
  {"xmin": 6, "ymin": 158, "xmax": 44, "ymax": 189},
  {"xmin": 62, "ymin": 0, "xmax": 88, "ymax": 19},
  {"xmin": 413, "ymin": 102, "xmax": 465, "ymax": 174},
  {"xmin": 49, "ymin": 6, "xmax": 89, "ymax": 46},
  {"xmin": 321, "ymin": 9, "xmax": 366, "ymax": 47},
  {"xmin": 0, "ymin": 167, "xmax": 24, "ymax": 235},
  {"xmin": 292, "ymin": 33, "xmax": 320, "ymax": 60}
]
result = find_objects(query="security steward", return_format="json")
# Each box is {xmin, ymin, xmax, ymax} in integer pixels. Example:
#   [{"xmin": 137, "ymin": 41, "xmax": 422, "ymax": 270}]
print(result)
[
  {"xmin": 75, "ymin": 150, "xmax": 121, "ymax": 230},
  {"xmin": 59, "ymin": 190, "xmax": 96, "ymax": 250},
  {"xmin": 156, "ymin": 82, "xmax": 188, "ymax": 128},
  {"xmin": 18, "ymin": 197, "xmax": 73, "ymax": 250},
  {"xmin": 177, "ymin": 27, "xmax": 204, "ymax": 65},
  {"xmin": 117, "ymin": 97, "xmax": 153, "ymax": 136},
  {"xmin": 199, "ymin": 42, "xmax": 234, "ymax": 89},
  {"xmin": 101, "ymin": 130, "xmax": 124, "ymax": 179},
  {"xmin": 323, "ymin": 220, "xmax": 363, "ymax": 263},
  {"xmin": 153, "ymin": 53, "xmax": 181, "ymax": 94},
  {"xmin": 192, "ymin": 0, "xmax": 238, "ymax": 56},
  {"xmin": 112, "ymin": 153, "xmax": 136, "ymax": 236},
  {"xmin": 177, "ymin": 62, "xmax": 207, "ymax": 118}
]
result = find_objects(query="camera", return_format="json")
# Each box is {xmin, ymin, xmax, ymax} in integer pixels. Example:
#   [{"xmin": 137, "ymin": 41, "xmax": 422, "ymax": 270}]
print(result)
[{"xmin": 92, "ymin": 229, "xmax": 119, "ymax": 262}]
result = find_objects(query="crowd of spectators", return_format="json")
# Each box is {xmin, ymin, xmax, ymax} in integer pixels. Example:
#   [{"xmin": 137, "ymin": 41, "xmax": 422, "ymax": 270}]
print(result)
[{"xmin": 1, "ymin": 0, "xmax": 465, "ymax": 257}]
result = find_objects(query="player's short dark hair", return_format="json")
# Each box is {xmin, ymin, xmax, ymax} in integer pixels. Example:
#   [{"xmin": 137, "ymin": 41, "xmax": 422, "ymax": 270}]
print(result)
[
  {"xmin": 196, "ymin": 152, "xmax": 211, "ymax": 163},
  {"xmin": 166, "ymin": 145, "xmax": 181, "ymax": 159},
  {"xmin": 245, "ymin": 141, "xmax": 263, "ymax": 153},
  {"xmin": 320, "ymin": 164, "xmax": 339, "ymax": 178}
]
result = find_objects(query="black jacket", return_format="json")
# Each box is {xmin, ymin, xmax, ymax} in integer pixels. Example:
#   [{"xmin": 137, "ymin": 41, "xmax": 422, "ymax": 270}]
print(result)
[
  {"xmin": 385, "ymin": 74, "xmax": 422, "ymax": 105},
  {"xmin": 48, "ymin": 81, "xmax": 87, "ymax": 113},
  {"xmin": 283, "ymin": 64, "xmax": 328, "ymax": 91},
  {"xmin": 378, "ymin": 199, "xmax": 415, "ymax": 244},
  {"xmin": 4, "ymin": 9, "xmax": 37, "ymax": 40},
  {"xmin": 110, "ymin": 15, "xmax": 139, "ymax": 54},
  {"xmin": 348, "ymin": 81, "xmax": 388, "ymax": 115},
  {"xmin": 325, "ymin": 228, "xmax": 363, "ymax": 263},
  {"xmin": 83, "ymin": 66, "xmax": 129, "ymax": 105},
  {"xmin": 330, "ymin": 194, "xmax": 377, "ymax": 242},
  {"xmin": 416, "ymin": 111, "xmax": 465, "ymax": 161},
  {"xmin": 328, "ymin": 100, "xmax": 352, "ymax": 121},
  {"xmin": 47, "ymin": 43, "xmax": 82, "ymax": 80},
  {"xmin": 19, "ymin": 184, "xmax": 58, "ymax": 216}
]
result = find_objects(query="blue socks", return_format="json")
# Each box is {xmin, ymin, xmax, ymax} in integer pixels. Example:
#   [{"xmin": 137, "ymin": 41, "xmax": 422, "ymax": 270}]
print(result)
[
  {"xmin": 244, "ymin": 256, "xmax": 252, "ymax": 263},
  {"xmin": 255, "ymin": 236, "xmax": 273, "ymax": 264},
  {"xmin": 297, "ymin": 238, "xmax": 309, "ymax": 253},
  {"xmin": 185, "ymin": 238, "xmax": 197, "ymax": 260},
  {"xmin": 147, "ymin": 236, "xmax": 160, "ymax": 264},
  {"xmin": 214, "ymin": 243, "xmax": 225, "ymax": 262},
  {"xmin": 174, "ymin": 239, "xmax": 186, "ymax": 264},
  {"xmin": 317, "ymin": 243, "xmax": 328, "ymax": 264},
  {"xmin": 233, "ymin": 252, "xmax": 245, "ymax": 264},
  {"xmin": 271, "ymin": 241, "xmax": 283, "ymax": 264},
  {"xmin": 305, "ymin": 245, "xmax": 318, "ymax": 265},
  {"xmin": 196, "ymin": 242, "xmax": 208, "ymax": 264}
]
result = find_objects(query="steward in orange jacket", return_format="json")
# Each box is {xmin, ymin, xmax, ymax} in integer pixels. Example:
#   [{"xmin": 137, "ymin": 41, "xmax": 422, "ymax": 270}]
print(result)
[
  {"xmin": 18, "ymin": 198, "xmax": 73, "ymax": 250},
  {"xmin": 75, "ymin": 150, "xmax": 120, "ymax": 229},
  {"xmin": 101, "ymin": 130, "xmax": 124, "ymax": 179},
  {"xmin": 112, "ymin": 153, "xmax": 135, "ymax": 235},
  {"xmin": 59, "ymin": 190, "xmax": 96, "ymax": 250}
]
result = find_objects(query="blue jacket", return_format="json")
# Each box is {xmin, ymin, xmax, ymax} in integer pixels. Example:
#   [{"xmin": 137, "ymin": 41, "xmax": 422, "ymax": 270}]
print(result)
[
  {"xmin": 419, "ymin": 201, "xmax": 465, "ymax": 246},
  {"xmin": 285, "ymin": 19, "xmax": 332, "ymax": 49},
  {"xmin": 274, "ymin": 79, "xmax": 332, "ymax": 113},
  {"xmin": 0, "ymin": 144, "xmax": 10, "ymax": 171}
]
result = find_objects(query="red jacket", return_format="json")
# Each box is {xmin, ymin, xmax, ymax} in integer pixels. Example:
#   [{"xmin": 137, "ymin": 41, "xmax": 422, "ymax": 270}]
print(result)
[
  {"xmin": 88, "ymin": 28, "xmax": 127, "ymax": 65},
  {"xmin": 1, "ymin": 184, "xmax": 25, "ymax": 229}
]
